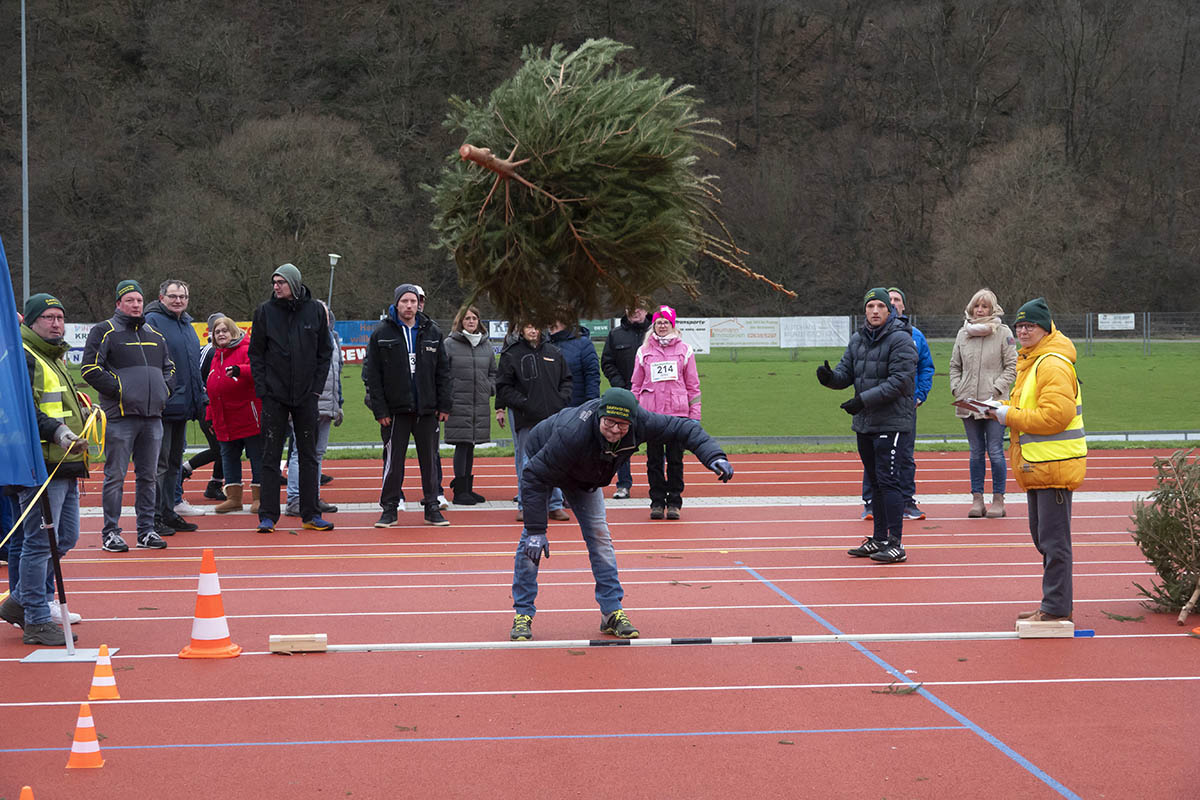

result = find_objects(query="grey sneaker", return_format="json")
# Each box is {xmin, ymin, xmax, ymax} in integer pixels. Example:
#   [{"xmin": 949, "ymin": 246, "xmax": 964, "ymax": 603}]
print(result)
[
  {"xmin": 137, "ymin": 531, "xmax": 168, "ymax": 549},
  {"xmin": 284, "ymin": 500, "xmax": 302, "ymax": 517},
  {"xmin": 510, "ymin": 613, "xmax": 533, "ymax": 641},
  {"xmin": 600, "ymin": 609, "xmax": 639, "ymax": 638},
  {"xmin": 101, "ymin": 530, "xmax": 129, "ymax": 553},
  {"xmin": 317, "ymin": 498, "xmax": 338, "ymax": 513},
  {"xmin": 22, "ymin": 621, "xmax": 77, "ymax": 646},
  {"xmin": 613, "ymin": 487, "xmax": 631, "ymax": 500},
  {"xmin": 0, "ymin": 594, "xmax": 24, "ymax": 628}
]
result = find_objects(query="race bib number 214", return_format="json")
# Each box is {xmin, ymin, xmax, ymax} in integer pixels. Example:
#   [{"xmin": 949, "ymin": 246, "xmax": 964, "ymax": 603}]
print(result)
[{"xmin": 650, "ymin": 361, "xmax": 678, "ymax": 382}]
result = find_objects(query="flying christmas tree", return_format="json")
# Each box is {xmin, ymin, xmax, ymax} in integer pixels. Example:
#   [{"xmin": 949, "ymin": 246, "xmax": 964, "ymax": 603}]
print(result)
[{"xmin": 427, "ymin": 38, "xmax": 792, "ymax": 326}]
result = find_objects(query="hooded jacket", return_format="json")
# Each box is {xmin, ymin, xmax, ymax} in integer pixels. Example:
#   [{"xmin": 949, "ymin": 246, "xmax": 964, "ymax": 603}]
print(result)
[
  {"xmin": 22, "ymin": 324, "xmax": 89, "ymax": 479},
  {"xmin": 630, "ymin": 333, "xmax": 702, "ymax": 420},
  {"xmin": 248, "ymin": 282, "xmax": 332, "ymax": 406},
  {"xmin": 81, "ymin": 310, "xmax": 174, "ymax": 419},
  {"xmin": 826, "ymin": 311, "xmax": 917, "ymax": 433},
  {"xmin": 443, "ymin": 329, "xmax": 496, "ymax": 444},
  {"xmin": 549, "ymin": 325, "xmax": 600, "ymax": 405},
  {"xmin": 144, "ymin": 300, "xmax": 205, "ymax": 421},
  {"xmin": 519, "ymin": 398, "xmax": 726, "ymax": 535},
  {"xmin": 206, "ymin": 329, "xmax": 261, "ymax": 441},
  {"xmin": 950, "ymin": 320, "xmax": 1018, "ymax": 419},
  {"xmin": 494, "ymin": 336, "xmax": 571, "ymax": 432},
  {"xmin": 601, "ymin": 314, "xmax": 652, "ymax": 388},
  {"xmin": 1005, "ymin": 327, "xmax": 1086, "ymax": 491},
  {"xmin": 362, "ymin": 308, "xmax": 451, "ymax": 418}
]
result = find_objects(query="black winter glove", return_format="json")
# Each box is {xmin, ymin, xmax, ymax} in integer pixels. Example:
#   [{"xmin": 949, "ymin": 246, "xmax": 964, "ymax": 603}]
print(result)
[
  {"xmin": 815, "ymin": 360, "xmax": 834, "ymax": 387},
  {"xmin": 708, "ymin": 458, "xmax": 734, "ymax": 482},
  {"xmin": 840, "ymin": 395, "xmax": 865, "ymax": 415},
  {"xmin": 523, "ymin": 534, "xmax": 550, "ymax": 565},
  {"xmin": 225, "ymin": 364, "xmax": 240, "ymax": 378}
]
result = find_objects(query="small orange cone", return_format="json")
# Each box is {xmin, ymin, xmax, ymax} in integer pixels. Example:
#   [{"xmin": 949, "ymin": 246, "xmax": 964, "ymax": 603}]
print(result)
[
  {"xmin": 179, "ymin": 549, "xmax": 241, "ymax": 659},
  {"xmin": 88, "ymin": 643, "xmax": 120, "ymax": 700},
  {"xmin": 66, "ymin": 702, "xmax": 105, "ymax": 768},
  {"xmin": 20, "ymin": 787, "xmax": 35, "ymax": 800}
]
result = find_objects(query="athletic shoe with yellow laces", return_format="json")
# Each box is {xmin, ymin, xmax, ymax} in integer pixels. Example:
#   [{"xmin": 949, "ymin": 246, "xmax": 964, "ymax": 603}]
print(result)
[
  {"xmin": 600, "ymin": 609, "xmax": 639, "ymax": 638},
  {"xmin": 510, "ymin": 614, "xmax": 533, "ymax": 641}
]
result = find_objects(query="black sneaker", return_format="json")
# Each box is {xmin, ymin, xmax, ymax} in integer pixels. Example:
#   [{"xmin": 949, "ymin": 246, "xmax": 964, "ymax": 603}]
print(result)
[
  {"xmin": 164, "ymin": 513, "xmax": 198, "ymax": 532},
  {"xmin": 424, "ymin": 508, "xmax": 450, "ymax": 527},
  {"xmin": 869, "ymin": 544, "xmax": 907, "ymax": 564},
  {"xmin": 137, "ymin": 531, "xmax": 168, "ymax": 549},
  {"xmin": 848, "ymin": 538, "xmax": 885, "ymax": 558},
  {"xmin": 320, "ymin": 472, "xmax": 333, "ymax": 486},
  {"xmin": 600, "ymin": 609, "xmax": 639, "ymax": 638},
  {"xmin": 0, "ymin": 594, "xmax": 24, "ymax": 628},
  {"xmin": 649, "ymin": 504, "xmax": 665, "ymax": 520},
  {"xmin": 510, "ymin": 613, "xmax": 533, "ymax": 641},
  {"xmin": 374, "ymin": 508, "xmax": 398, "ymax": 528},
  {"xmin": 317, "ymin": 498, "xmax": 338, "ymax": 513},
  {"xmin": 154, "ymin": 523, "xmax": 176, "ymax": 537},
  {"xmin": 22, "ymin": 621, "xmax": 77, "ymax": 645},
  {"xmin": 204, "ymin": 480, "xmax": 227, "ymax": 501},
  {"xmin": 101, "ymin": 531, "xmax": 129, "ymax": 553}
]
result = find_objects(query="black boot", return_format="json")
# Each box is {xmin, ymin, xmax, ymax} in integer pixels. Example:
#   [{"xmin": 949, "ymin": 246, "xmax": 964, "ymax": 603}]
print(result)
[
  {"xmin": 204, "ymin": 480, "xmax": 227, "ymax": 501},
  {"xmin": 467, "ymin": 475, "xmax": 486, "ymax": 503},
  {"xmin": 451, "ymin": 477, "xmax": 477, "ymax": 505}
]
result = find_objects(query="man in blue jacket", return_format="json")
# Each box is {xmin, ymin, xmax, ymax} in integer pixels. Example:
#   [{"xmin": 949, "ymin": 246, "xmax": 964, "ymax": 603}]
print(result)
[
  {"xmin": 817, "ymin": 288, "xmax": 917, "ymax": 564},
  {"xmin": 509, "ymin": 388, "xmax": 733, "ymax": 641},
  {"xmin": 859, "ymin": 287, "xmax": 934, "ymax": 521},
  {"xmin": 145, "ymin": 279, "xmax": 205, "ymax": 535},
  {"xmin": 549, "ymin": 316, "xmax": 600, "ymax": 407}
]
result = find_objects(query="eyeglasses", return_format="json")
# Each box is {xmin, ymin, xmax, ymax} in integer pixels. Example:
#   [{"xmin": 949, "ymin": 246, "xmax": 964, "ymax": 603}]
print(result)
[
  {"xmin": 165, "ymin": 293, "xmax": 189, "ymax": 301},
  {"xmin": 271, "ymin": 278, "xmax": 289, "ymax": 285},
  {"xmin": 599, "ymin": 417, "xmax": 631, "ymax": 433},
  {"xmin": 38, "ymin": 314, "xmax": 65, "ymax": 322},
  {"xmin": 1014, "ymin": 323, "xmax": 1038, "ymax": 332}
]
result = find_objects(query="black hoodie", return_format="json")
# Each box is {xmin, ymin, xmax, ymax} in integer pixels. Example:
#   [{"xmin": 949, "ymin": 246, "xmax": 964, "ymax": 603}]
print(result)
[{"xmin": 248, "ymin": 282, "xmax": 332, "ymax": 406}]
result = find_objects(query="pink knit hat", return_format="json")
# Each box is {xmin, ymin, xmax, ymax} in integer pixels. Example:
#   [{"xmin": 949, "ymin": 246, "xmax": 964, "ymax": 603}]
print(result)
[{"xmin": 652, "ymin": 305, "xmax": 676, "ymax": 327}]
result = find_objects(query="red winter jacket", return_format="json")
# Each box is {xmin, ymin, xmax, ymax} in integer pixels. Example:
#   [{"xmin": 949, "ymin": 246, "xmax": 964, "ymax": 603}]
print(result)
[{"xmin": 206, "ymin": 335, "xmax": 261, "ymax": 441}]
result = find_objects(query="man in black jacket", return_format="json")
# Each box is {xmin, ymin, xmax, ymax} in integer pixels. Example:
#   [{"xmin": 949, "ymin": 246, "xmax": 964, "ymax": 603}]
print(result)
[
  {"xmin": 600, "ymin": 303, "xmax": 652, "ymax": 498},
  {"xmin": 509, "ymin": 388, "xmax": 733, "ymax": 641},
  {"xmin": 363, "ymin": 283, "xmax": 452, "ymax": 527},
  {"xmin": 82, "ymin": 280, "xmax": 175, "ymax": 552},
  {"xmin": 248, "ymin": 264, "xmax": 333, "ymax": 532},
  {"xmin": 817, "ymin": 288, "xmax": 917, "ymax": 564}
]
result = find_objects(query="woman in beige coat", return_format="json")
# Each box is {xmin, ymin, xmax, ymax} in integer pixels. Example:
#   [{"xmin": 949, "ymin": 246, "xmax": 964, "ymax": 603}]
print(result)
[{"xmin": 949, "ymin": 289, "xmax": 1017, "ymax": 517}]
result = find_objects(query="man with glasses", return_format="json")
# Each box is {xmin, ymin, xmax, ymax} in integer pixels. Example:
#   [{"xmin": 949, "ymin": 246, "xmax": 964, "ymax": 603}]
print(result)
[
  {"xmin": 508, "ymin": 387, "xmax": 733, "ymax": 641},
  {"xmin": 248, "ymin": 264, "xmax": 333, "ymax": 533},
  {"xmin": 144, "ymin": 279, "xmax": 206, "ymax": 535}
]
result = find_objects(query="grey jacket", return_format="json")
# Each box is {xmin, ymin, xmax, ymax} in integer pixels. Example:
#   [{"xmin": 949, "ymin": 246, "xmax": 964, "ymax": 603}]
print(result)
[
  {"xmin": 827, "ymin": 313, "xmax": 917, "ymax": 433},
  {"xmin": 443, "ymin": 331, "xmax": 496, "ymax": 444},
  {"xmin": 317, "ymin": 330, "xmax": 344, "ymax": 420},
  {"xmin": 949, "ymin": 321, "xmax": 1018, "ymax": 419}
]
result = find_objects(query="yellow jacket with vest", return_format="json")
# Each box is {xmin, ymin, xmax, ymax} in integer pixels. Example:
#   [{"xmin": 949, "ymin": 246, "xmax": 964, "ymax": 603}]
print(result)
[
  {"xmin": 22, "ymin": 324, "xmax": 90, "ymax": 479},
  {"xmin": 1005, "ymin": 325, "xmax": 1086, "ymax": 491}
]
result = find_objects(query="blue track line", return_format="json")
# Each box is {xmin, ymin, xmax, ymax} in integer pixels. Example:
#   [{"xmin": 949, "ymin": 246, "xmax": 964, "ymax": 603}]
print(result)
[
  {"xmin": 2, "ymin": 725, "xmax": 965, "ymax": 753},
  {"xmin": 741, "ymin": 565, "xmax": 1081, "ymax": 800}
]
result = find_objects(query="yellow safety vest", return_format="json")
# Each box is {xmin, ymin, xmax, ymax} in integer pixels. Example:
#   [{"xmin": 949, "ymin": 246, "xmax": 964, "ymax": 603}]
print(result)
[
  {"xmin": 1017, "ymin": 352, "xmax": 1086, "ymax": 462},
  {"xmin": 23, "ymin": 343, "xmax": 73, "ymax": 426}
]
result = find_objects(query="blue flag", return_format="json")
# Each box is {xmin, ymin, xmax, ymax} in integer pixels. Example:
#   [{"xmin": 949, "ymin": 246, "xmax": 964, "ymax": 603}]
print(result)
[{"xmin": 0, "ymin": 235, "xmax": 49, "ymax": 488}]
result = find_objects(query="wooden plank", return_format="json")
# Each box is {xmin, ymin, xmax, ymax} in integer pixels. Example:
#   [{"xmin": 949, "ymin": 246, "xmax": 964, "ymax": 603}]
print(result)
[
  {"xmin": 1015, "ymin": 620, "xmax": 1075, "ymax": 639},
  {"xmin": 268, "ymin": 633, "xmax": 329, "ymax": 653}
]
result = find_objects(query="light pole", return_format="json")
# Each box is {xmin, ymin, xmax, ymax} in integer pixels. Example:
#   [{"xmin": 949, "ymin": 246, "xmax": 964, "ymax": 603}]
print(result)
[
  {"xmin": 327, "ymin": 253, "xmax": 341, "ymax": 308},
  {"xmin": 21, "ymin": 0, "xmax": 30, "ymax": 305}
]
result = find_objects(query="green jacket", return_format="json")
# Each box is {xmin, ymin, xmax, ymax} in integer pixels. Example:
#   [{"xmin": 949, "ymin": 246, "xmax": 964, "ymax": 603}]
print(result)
[{"xmin": 22, "ymin": 324, "xmax": 90, "ymax": 479}]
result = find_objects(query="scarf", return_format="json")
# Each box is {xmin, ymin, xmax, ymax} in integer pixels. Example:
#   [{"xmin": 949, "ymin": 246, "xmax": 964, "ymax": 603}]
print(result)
[
  {"xmin": 463, "ymin": 330, "xmax": 485, "ymax": 347},
  {"xmin": 963, "ymin": 315, "xmax": 1001, "ymax": 337},
  {"xmin": 652, "ymin": 332, "xmax": 678, "ymax": 347}
]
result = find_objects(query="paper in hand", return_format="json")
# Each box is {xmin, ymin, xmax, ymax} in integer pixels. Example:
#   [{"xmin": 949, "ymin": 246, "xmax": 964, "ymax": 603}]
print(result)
[{"xmin": 952, "ymin": 397, "xmax": 1003, "ymax": 414}]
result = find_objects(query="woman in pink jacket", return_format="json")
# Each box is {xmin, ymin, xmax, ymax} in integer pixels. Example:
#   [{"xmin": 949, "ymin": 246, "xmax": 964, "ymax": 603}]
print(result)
[{"xmin": 631, "ymin": 305, "xmax": 701, "ymax": 520}]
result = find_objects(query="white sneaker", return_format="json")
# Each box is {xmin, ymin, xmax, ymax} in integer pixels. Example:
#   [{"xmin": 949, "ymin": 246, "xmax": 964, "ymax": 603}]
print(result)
[
  {"xmin": 438, "ymin": 495, "xmax": 449, "ymax": 510},
  {"xmin": 174, "ymin": 500, "xmax": 206, "ymax": 516},
  {"xmin": 49, "ymin": 601, "xmax": 82, "ymax": 625}
]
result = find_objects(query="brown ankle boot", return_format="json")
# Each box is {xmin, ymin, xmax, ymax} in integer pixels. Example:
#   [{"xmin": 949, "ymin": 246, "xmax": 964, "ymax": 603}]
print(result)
[
  {"xmin": 214, "ymin": 484, "xmax": 244, "ymax": 513},
  {"xmin": 968, "ymin": 493, "xmax": 985, "ymax": 518},
  {"xmin": 249, "ymin": 484, "xmax": 261, "ymax": 514},
  {"xmin": 986, "ymin": 494, "xmax": 1006, "ymax": 518}
]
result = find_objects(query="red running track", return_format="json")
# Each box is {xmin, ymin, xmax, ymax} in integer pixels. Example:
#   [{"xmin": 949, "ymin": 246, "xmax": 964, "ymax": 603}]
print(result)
[{"xmin": 2, "ymin": 450, "xmax": 1197, "ymax": 798}]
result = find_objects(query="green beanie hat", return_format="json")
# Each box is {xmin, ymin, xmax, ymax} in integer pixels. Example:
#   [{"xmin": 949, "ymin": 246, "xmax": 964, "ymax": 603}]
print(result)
[
  {"xmin": 599, "ymin": 387, "xmax": 638, "ymax": 421},
  {"xmin": 116, "ymin": 279, "xmax": 143, "ymax": 300},
  {"xmin": 273, "ymin": 263, "xmax": 303, "ymax": 297},
  {"xmin": 1015, "ymin": 297, "xmax": 1053, "ymax": 333},
  {"xmin": 863, "ymin": 287, "xmax": 891, "ymax": 309},
  {"xmin": 24, "ymin": 293, "xmax": 64, "ymax": 324}
]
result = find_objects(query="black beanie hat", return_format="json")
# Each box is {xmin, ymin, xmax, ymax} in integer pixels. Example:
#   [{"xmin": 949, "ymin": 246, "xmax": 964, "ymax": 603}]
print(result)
[
  {"xmin": 1015, "ymin": 297, "xmax": 1053, "ymax": 333},
  {"xmin": 599, "ymin": 388, "xmax": 638, "ymax": 421},
  {"xmin": 863, "ymin": 287, "xmax": 891, "ymax": 309},
  {"xmin": 24, "ymin": 293, "xmax": 64, "ymax": 324}
]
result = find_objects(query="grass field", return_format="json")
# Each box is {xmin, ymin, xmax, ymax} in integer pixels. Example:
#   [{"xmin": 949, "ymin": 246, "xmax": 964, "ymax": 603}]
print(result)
[{"xmin": 70, "ymin": 340, "xmax": 1199, "ymax": 453}]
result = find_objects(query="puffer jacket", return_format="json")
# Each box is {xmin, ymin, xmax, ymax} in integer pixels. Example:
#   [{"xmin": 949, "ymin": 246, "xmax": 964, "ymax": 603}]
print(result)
[
  {"xmin": 317, "ymin": 330, "xmax": 343, "ymax": 420},
  {"xmin": 1005, "ymin": 326, "xmax": 1086, "ymax": 491},
  {"xmin": 144, "ymin": 300, "xmax": 205, "ymax": 421},
  {"xmin": 248, "ymin": 283, "xmax": 332, "ymax": 406},
  {"xmin": 549, "ymin": 325, "xmax": 600, "ymax": 405},
  {"xmin": 826, "ymin": 313, "xmax": 917, "ymax": 433},
  {"xmin": 630, "ymin": 334, "xmax": 701, "ymax": 420},
  {"xmin": 495, "ymin": 337, "xmax": 571, "ymax": 432},
  {"xmin": 81, "ymin": 311, "xmax": 174, "ymax": 419},
  {"xmin": 443, "ymin": 330, "xmax": 496, "ymax": 444},
  {"xmin": 950, "ymin": 321, "xmax": 1018, "ymax": 419},
  {"xmin": 601, "ymin": 314, "xmax": 652, "ymax": 388},
  {"xmin": 206, "ymin": 333, "xmax": 261, "ymax": 442}
]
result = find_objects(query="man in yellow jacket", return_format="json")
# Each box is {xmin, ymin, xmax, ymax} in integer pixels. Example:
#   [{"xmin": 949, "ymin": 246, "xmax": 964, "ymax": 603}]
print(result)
[{"xmin": 989, "ymin": 298, "xmax": 1086, "ymax": 623}]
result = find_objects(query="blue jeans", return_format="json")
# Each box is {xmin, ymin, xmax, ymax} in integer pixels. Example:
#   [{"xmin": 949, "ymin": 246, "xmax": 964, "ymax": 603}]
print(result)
[
  {"xmin": 512, "ymin": 486, "xmax": 623, "ymax": 616},
  {"xmin": 963, "ymin": 417, "xmax": 1007, "ymax": 494},
  {"xmin": 289, "ymin": 418, "xmax": 331, "ymax": 503},
  {"xmin": 14, "ymin": 479, "xmax": 80, "ymax": 626},
  {"xmin": 220, "ymin": 435, "xmax": 264, "ymax": 486},
  {"xmin": 615, "ymin": 459, "xmax": 632, "ymax": 490},
  {"xmin": 513, "ymin": 425, "xmax": 562, "ymax": 512}
]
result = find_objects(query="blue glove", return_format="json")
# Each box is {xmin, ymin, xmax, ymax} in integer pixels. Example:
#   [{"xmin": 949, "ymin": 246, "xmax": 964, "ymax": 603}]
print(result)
[
  {"xmin": 841, "ymin": 395, "xmax": 864, "ymax": 415},
  {"xmin": 523, "ymin": 533, "xmax": 550, "ymax": 565},
  {"xmin": 708, "ymin": 458, "xmax": 734, "ymax": 482}
]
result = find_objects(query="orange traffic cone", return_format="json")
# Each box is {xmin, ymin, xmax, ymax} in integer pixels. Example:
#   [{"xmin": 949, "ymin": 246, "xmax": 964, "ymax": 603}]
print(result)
[
  {"xmin": 20, "ymin": 787, "xmax": 35, "ymax": 800},
  {"xmin": 179, "ymin": 549, "xmax": 241, "ymax": 659},
  {"xmin": 88, "ymin": 643, "xmax": 120, "ymax": 700},
  {"xmin": 66, "ymin": 702, "xmax": 105, "ymax": 768}
]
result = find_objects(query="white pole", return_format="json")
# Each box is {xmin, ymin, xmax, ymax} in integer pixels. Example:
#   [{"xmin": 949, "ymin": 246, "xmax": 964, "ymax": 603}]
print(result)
[{"xmin": 327, "ymin": 253, "xmax": 341, "ymax": 308}]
